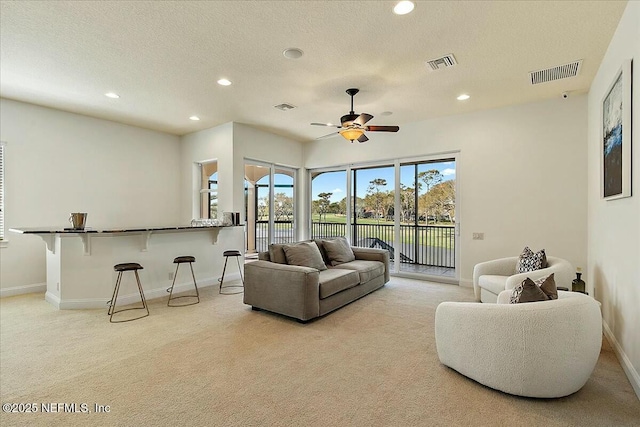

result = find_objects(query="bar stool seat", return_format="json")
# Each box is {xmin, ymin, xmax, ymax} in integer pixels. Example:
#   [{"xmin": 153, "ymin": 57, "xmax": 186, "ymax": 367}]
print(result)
[
  {"xmin": 167, "ymin": 256, "xmax": 200, "ymax": 306},
  {"xmin": 108, "ymin": 263, "xmax": 149, "ymax": 323},
  {"xmin": 219, "ymin": 250, "xmax": 244, "ymax": 294}
]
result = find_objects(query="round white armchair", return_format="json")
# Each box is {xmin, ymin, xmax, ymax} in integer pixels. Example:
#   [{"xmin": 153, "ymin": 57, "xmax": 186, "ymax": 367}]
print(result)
[{"xmin": 435, "ymin": 291, "xmax": 602, "ymax": 398}]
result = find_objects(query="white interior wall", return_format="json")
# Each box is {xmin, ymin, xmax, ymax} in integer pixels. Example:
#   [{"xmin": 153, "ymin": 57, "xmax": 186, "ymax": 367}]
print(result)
[
  {"xmin": 232, "ymin": 123, "xmax": 305, "ymax": 236},
  {"xmin": 179, "ymin": 122, "xmax": 234, "ymax": 222},
  {"xmin": 304, "ymin": 96, "xmax": 588, "ymax": 288},
  {"xmin": 587, "ymin": 1, "xmax": 639, "ymax": 397},
  {"xmin": 0, "ymin": 98, "xmax": 181, "ymax": 292}
]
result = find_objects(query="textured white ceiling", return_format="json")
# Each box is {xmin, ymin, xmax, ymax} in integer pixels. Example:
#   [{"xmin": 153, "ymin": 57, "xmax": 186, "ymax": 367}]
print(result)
[{"xmin": 0, "ymin": 1, "xmax": 627, "ymax": 142}]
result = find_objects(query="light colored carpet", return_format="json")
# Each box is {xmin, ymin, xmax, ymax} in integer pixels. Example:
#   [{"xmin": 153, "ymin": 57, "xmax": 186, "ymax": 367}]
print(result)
[{"xmin": 1, "ymin": 277, "xmax": 638, "ymax": 426}]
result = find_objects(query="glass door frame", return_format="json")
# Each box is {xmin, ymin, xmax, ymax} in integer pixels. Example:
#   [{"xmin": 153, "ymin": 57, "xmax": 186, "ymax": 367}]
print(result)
[
  {"xmin": 308, "ymin": 151, "xmax": 460, "ymax": 282},
  {"xmin": 244, "ymin": 158, "xmax": 297, "ymax": 253}
]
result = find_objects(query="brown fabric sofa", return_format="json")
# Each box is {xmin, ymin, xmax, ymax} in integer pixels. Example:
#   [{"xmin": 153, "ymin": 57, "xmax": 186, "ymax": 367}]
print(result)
[{"xmin": 244, "ymin": 241, "xmax": 390, "ymax": 322}]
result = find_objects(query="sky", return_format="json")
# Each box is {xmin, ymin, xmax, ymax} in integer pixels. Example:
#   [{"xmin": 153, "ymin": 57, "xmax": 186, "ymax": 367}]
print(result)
[{"xmin": 311, "ymin": 161, "xmax": 456, "ymax": 202}]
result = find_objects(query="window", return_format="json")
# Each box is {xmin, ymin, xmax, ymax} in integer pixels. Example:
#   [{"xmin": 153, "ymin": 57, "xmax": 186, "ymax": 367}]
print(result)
[
  {"xmin": 0, "ymin": 142, "xmax": 5, "ymax": 241},
  {"xmin": 199, "ymin": 160, "xmax": 218, "ymax": 219}
]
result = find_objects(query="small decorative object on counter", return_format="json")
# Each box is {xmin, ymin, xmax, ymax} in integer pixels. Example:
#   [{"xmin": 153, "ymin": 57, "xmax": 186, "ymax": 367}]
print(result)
[{"xmin": 572, "ymin": 267, "xmax": 586, "ymax": 294}]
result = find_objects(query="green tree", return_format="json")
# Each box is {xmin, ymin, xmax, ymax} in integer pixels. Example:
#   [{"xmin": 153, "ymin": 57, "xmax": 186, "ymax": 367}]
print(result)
[
  {"xmin": 366, "ymin": 179, "xmax": 387, "ymax": 224},
  {"xmin": 316, "ymin": 192, "xmax": 332, "ymax": 221},
  {"xmin": 418, "ymin": 170, "xmax": 443, "ymax": 222}
]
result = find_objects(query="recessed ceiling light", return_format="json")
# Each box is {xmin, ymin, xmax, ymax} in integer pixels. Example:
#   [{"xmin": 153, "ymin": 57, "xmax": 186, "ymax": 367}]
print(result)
[
  {"xmin": 457, "ymin": 94, "xmax": 470, "ymax": 101},
  {"xmin": 217, "ymin": 79, "xmax": 232, "ymax": 86},
  {"xmin": 283, "ymin": 48, "xmax": 304, "ymax": 59},
  {"xmin": 381, "ymin": 111, "xmax": 393, "ymax": 116},
  {"xmin": 105, "ymin": 92, "xmax": 120, "ymax": 98},
  {"xmin": 393, "ymin": 1, "xmax": 415, "ymax": 15},
  {"xmin": 189, "ymin": 116, "xmax": 200, "ymax": 121}
]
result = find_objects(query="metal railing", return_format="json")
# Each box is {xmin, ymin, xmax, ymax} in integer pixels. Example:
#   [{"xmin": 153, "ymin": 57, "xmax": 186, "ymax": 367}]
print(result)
[
  {"xmin": 254, "ymin": 220, "xmax": 295, "ymax": 253},
  {"xmin": 253, "ymin": 220, "xmax": 455, "ymax": 268},
  {"xmin": 312, "ymin": 222, "xmax": 455, "ymax": 268}
]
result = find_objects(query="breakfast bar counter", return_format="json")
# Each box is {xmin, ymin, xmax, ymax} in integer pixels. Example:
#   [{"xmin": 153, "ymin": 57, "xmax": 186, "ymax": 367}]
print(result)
[{"xmin": 10, "ymin": 225, "xmax": 244, "ymax": 309}]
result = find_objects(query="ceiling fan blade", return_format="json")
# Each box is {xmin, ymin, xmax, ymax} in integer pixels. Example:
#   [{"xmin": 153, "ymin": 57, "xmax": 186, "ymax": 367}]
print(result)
[
  {"xmin": 354, "ymin": 113, "xmax": 374, "ymax": 126},
  {"xmin": 316, "ymin": 131, "xmax": 340, "ymax": 140},
  {"xmin": 311, "ymin": 122, "xmax": 341, "ymax": 128},
  {"xmin": 357, "ymin": 134, "xmax": 369, "ymax": 143},
  {"xmin": 365, "ymin": 125, "xmax": 399, "ymax": 132}
]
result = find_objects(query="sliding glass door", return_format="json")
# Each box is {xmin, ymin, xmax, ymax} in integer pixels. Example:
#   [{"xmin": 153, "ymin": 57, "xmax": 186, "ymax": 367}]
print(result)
[
  {"xmin": 245, "ymin": 161, "xmax": 296, "ymax": 254},
  {"xmin": 309, "ymin": 155, "xmax": 457, "ymax": 281}
]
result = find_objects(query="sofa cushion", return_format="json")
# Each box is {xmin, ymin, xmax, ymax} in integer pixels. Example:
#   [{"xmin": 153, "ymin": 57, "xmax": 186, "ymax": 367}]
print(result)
[
  {"xmin": 323, "ymin": 237, "xmax": 356, "ymax": 266},
  {"xmin": 332, "ymin": 260, "xmax": 384, "ymax": 283},
  {"xmin": 516, "ymin": 246, "xmax": 547, "ymax": 273},
  {"xmin": 510, "ymin": 278, "xmax": 549, "ymax": 303},
  {"xmin": 282, "ymin": 241, "xmax": 327, "ymax": 271},
  {"xmin": 478, "ymin": 275, "xmax": 508, "ymax": 296},
  {"xmin": 318, "ymin": 269, "xmax": 360, "ymax": 299},
  {"xmin": 268, "ymin": 244, "xmax": 288, "ymax": 264}
]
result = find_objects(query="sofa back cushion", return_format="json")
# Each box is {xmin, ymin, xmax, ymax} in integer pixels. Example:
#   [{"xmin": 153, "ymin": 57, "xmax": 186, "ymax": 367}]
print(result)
[
  {"xmin": 282, "ymin": 241, "xmax": 327, "ymax": 271},
  {"xmin": 322, "ymin": 237, "xmax": 356, "ymax": 266}
]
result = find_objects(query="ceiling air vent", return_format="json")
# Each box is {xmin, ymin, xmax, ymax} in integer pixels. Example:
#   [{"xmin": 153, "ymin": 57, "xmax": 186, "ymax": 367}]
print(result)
[
  {"xmin": 529, "ymin": 60, "xmax": 583, "ymax": 85},
  {"xmin": 425, "ymin": 54, "xmax": 457, "ymax": 71},
  {"xmin": 274, "ymin": 103, "xmax": 296, "ymax": 111}
]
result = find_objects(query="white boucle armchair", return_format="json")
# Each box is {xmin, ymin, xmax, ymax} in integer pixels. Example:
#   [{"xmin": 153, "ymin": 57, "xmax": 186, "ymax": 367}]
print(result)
[
  {"xmin": 435, "ymin": 291, "xmax": 602, "ymax": 398},
  {"xmin": 473, "ymin": 256, "xmax": 574, "ymax": 303}
]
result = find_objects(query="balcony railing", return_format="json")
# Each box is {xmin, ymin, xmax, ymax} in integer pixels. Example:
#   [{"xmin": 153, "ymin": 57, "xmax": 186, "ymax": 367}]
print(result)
[{"xmin": 253, "ymin": 221, "xmax": 455, "ymax": 269}]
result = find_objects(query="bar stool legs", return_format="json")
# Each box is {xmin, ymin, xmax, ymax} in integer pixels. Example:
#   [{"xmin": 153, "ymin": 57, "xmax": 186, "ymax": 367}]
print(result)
[
  {"xmin": 219, "ymin": 250, "xmax": 244, "ymax": 294},
  {"xmin": 108, "ymin": 263, "xmax": 149, "ymax": 323},
  {"xmin": 167, "ymin": 256, "xmax": 200, "ymax": 306}
]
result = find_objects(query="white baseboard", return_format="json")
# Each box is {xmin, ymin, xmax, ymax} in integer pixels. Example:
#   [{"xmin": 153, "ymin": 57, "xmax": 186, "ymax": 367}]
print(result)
[
  {"xmin": 458, "ymin": 278, "xmax": 473, "ymax": 288},
  {"xmin": 1, "ymin": 282, "xmax": 46, "ymax": 298},
  {"xmin": 602, "ymin": 320, "xmax": 640, "ymax": 400}
]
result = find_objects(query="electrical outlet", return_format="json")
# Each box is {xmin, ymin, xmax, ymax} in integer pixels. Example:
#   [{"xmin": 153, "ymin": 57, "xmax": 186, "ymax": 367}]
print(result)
[
  {"xmin": 168, "ymin": 271, "xmax": 174, "ymax": 281},
  {"xmin": 472, "ymin": 232, "xmax": 484, "ymax": 240}
]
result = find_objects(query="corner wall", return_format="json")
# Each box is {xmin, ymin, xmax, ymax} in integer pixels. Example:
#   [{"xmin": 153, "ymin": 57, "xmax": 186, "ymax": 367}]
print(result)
[
  {"xmin": 587, "ymin": 1, "xmax": 640, "ymax": 398},
  {"xmin": 0, "ymin": 98, "xmax": 181, "ymax": 293},
  {"xmin": 304, "ymin": 96, "xmax": 588, "ymax": 288}
]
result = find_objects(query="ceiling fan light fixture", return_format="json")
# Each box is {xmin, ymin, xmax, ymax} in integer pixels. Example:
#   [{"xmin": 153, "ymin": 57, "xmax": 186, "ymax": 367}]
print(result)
[
  {"xmin": 340, "ymin": 128, "xmax": 364, "ymax": 142},
  {"xmin": 393, "ymin": 1, "xmax": 415, "ymax": 15}
]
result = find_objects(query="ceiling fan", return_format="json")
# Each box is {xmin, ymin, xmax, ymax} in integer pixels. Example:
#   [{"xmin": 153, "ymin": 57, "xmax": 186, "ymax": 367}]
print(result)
[{"xmin": 311, "ymin": 88, "xmax": 399, "ymax": 143}]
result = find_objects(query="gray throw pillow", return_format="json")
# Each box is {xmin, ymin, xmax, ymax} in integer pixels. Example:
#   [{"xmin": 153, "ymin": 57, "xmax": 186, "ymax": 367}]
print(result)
[
  {"xmin": 268, "ymin": 243, "xmax": 287, "ymax": 264},
  {"xmin": 282, "ymin": 241, "xmax": 327, "ymax": 271},
  {"xmin": 533, "ymin": 273, "xmax": 557, "ymax": 300},
  {"xmin": 510, "ymin": 278, "xmax": 551, "ymax": 304},
  {"xmin": 516, "ymin": 246, "xmax": 547, "ymax": 273},
  {"xmin": 322, "ymin": 237, "xmax": 356, "ymax": 266}
]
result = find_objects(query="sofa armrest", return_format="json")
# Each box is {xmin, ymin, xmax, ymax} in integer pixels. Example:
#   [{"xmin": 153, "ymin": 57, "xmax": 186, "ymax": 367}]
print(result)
[
  {"xmin": 472, "ymin": 257, "xmax": 517, "ymax": 301},
  {"xmin": 243, "ymin": 261, "xmax": 321, "ymax": 321},
  {"xmin": 352, "ymin": 246, "xmax": 390, "ymax": 282}
]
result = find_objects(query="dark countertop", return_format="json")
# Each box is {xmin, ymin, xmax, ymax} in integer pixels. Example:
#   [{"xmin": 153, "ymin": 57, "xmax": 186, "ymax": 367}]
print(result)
[{"xmin": 9, "ymin": 225, "xmax": 237, "ymax": 234}]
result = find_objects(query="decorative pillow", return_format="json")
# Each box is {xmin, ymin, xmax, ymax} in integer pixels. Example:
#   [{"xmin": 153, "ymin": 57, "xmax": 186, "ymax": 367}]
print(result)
[
  {"xmin": 322, "ymin": 237, "xmax": 356, "ymax": 266},
  {"xmin": 516, "ymin": 246, "xmax": 547, "ymax": 273},
  {"xmin": 268, "ymin": 243, "xmax": 288, "ymax": 264},
  {"xmin": 510, "ymin": 278, "xmax": 550, "ymax": 303},
  {"xmin": 282, "ymin": 241, "xmax": 327, "ymax": 271},
  {"xmin": 533, "ymin": 273, "xmax": 557, "ymax": 300}
]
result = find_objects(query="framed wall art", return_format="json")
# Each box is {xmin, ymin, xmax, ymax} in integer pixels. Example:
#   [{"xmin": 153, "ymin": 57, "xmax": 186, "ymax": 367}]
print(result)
[{"xmin": 601, "ymin": 59, "xmax": 632, "ymax": 200}]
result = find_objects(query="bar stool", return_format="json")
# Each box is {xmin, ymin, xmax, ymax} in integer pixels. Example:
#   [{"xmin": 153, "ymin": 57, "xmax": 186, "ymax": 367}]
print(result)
[
  {"xmin": 219, "ymin": 250, "xmax": 244, "ymax": 294},
  {"xmin": 166, "ymin": 256, "xmax": 200, "ymax": 306},
  {"xmin": 108, "ymin": 263, "xmax": 149, "ymax": 323}
]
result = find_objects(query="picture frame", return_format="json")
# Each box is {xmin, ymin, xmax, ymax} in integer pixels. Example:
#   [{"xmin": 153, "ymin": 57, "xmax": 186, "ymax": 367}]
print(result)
[{"xmin": 601, "ymin": 59, "xmax": 632, "ymax": 200}]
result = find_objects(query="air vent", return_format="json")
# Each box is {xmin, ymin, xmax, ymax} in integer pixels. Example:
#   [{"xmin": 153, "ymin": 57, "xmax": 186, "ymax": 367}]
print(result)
[
  {"xmin": 529, "ymin": 60, "xmax": 582, "ymax": 85},
  {"xmin": 425, "ymin": 54, "xmax": 457, "ymax": 71},
  {"xmin": 274, "ymin": 103, "xmax": 296, "ymax": 111}
]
